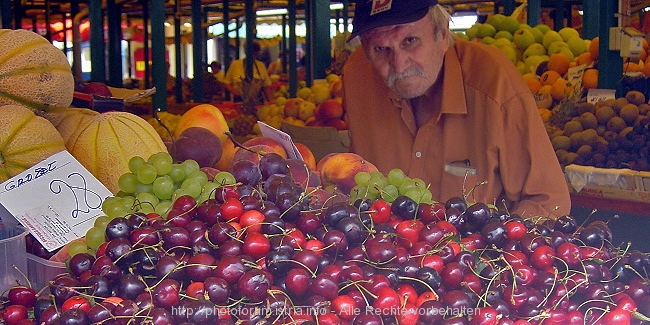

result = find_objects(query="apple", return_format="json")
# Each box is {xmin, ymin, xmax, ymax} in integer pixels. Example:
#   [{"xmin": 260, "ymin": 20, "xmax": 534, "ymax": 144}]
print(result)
[
  {"xmin": 81, "ymin": 82, "xmax": 113, "ymax": 97},
  {"xmin": 284, "ymin": 98, "xmax": 304, "ymax": 118},
  {"xmin": 174, "ymin": 104, "xmax": 230, "ymax": 144},
  {"xmin": 316, "ymin": 152, "xmax": 379, "ymax": 193},
  {"xmin": 310, "ymin": 83, "xmax": 331, "ymax": 105},
  {"xmin": 317, "ymin": 99, "xmax": 344, "ymax": 121},
  {"xmin": 330, "ymin": 79, "xmax": 343, "ymax": 99},
  {"xmin": 298, "ymin": 100, "xmax": 316, "ymax": 121},
  {"xmin": 325, "ymin": 118, "xmax": 348, "ymax": 131}
]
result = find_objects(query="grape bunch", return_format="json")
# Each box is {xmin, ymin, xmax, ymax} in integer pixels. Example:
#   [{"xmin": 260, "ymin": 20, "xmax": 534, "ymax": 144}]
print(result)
[
  {"xmin": 349, "ymin": 168, "xmax": 433, "ymax": 204},
  {"xmin": 81, "ymin": 152, "xmax": 238, "ymax": 255}
]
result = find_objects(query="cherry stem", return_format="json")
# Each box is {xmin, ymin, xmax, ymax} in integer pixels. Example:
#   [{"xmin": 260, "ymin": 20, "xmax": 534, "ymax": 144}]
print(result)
[{"xmin": 397, "ymin": 276, "xmax": 439, "ymax": 300}]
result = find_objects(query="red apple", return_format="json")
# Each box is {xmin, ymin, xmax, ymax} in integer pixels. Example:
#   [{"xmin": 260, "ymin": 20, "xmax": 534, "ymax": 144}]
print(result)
[{"xmin": 317, "ymin": 99, "xmax": 344, "ymax": 120}]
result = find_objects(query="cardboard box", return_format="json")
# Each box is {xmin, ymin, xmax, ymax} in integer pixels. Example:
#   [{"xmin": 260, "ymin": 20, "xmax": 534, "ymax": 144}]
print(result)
[
  {"xmin": 280, "ymin": 122, "xmax": 350, "ymax": 161},
  {"xmin": 565, "ymin": 164, "xmax": 650, "ymax": 203}
]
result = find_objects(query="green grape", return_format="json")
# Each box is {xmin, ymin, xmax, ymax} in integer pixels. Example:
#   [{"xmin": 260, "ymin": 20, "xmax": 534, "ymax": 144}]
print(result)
[
  {"xmin": 85, "ymin": 226, "xmax": 106, "ymax": 251},
  {"xmin": 135, "ymin": 192, "xmax": 160, "ymax": 211},
  {"xmin": 173, "ymin": 188, "xmax": 193, "ymax": 201},
  {"xmin": 102, "ymin": 197, "xmax": 128, "ymax": 218},
  {"xmin": 354, "ymin": 172, "xmax": 371, "ymax": 186},
  {"xmin": 367, "ymin": 172, "xmax": 388, "ymax": 196},
  {"xmin": 200, "ymin": 182, "xmax": 220, "ymax": 202},
  {"xmin": 93, "ymin": 215, "xmax": 111, "ymax": 229},
  {"xmin": 149, "ymin": 152, "xmax": 173, "ymax": 175},
  {"xmin": 137, "ymin": 163, "xmax": 158, "ymax": 184},
  {"xmin": 181, "ymin": 159, "xmax": 201, "ymax": 176},
  {"xmin": 404, "ymin": 188, "xmax": 430, "ymax": 204},
  {"xmin": 387, "ymin": 168, "xmax": 407, "ymax": 188},
  {"xmin": 67, "ymin": 240, "xmax": 89, "ymax": 257},
  {"xmin": 118, "ymin": 173, "xmax": 139, "ymax": 194},
  {"xmin": 411, "ymin": 178, "xmax": 426, "ymax": 189},
  {"xmin": 186, "ymin": 170, "xmax": 209, "ymax": 187},
  {"xmin": 136, "ymin": 204, "xmax": 155, "ymax": 215},
  {"xmin": 152, "ymin": 175, "xmax": 174, "ymax": 200},
  {"xmin": 180, "ymin": 178, "xmax": 203, "ymax": 199},
  {"xmin": 380, "ymin": 184, "xmax": 399, "ymax": 202},
  {"xmin": 214, "ymin": 171, "xmax": 236, "ymax": 186},
  {"xmin": 134, "ymin": 183, "xmax": 154, "ymax": 196},
  {"xmin": 168, "ymin": 164, "xmax": 186, "ymax": 183},
  {"xmin": 348, "ymin": 185, "xmax": 368, "ymax": 203},
  {"xmin": 155, "ymin": 200, "xmax": 173, "ymax": 216},
  {"xmin": 398, "ymin": 179, "xmax": 417, "ymax": 195},
  {"xmin": 128, "ymin": 156, "xmax": 146, "ymax": 174}
]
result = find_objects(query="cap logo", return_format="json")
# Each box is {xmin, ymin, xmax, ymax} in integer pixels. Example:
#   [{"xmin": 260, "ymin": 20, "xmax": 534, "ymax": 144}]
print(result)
[{"xmin": 370, "ymin": 0, "xmax": 392, "ymax": 15}]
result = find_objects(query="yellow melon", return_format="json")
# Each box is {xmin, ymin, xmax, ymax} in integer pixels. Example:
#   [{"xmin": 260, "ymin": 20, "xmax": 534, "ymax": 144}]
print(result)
[
  {"xmin": 41, "ymin": 107, "xmax": 100, "ymax": 145},
  {"xmin": 0, "ymin": 29, "xmax": 74, "ymax": 111},
  {"xmin": 0, "ymin": 104, "xmax": 66, "ymax": 182},
  {"xmin": 65, "ymin": 111, "xmax": 168, "ymax": 193}
]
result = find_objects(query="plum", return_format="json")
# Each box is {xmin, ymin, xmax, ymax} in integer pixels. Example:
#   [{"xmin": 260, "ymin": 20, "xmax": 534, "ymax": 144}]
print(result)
[{"xmin": 171, "ymin": 127, "xmax": 223, "ymax": 168}]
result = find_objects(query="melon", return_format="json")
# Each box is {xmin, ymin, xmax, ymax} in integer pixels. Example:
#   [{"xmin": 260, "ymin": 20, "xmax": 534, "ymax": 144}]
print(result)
[
  {"xmin": 41, "ymin": 107, "xmax": 100, "ymax": 145},
  {"xmin": 0, "ymin": 104, "xmax": 66, "ymax": 182},
  {"xmin": 64, "ymin": 111, "xmax": 168, "ymax": 193},
  {"xmin": 0, "ymin": 29, "xmax": 74, "ymax": 111}
]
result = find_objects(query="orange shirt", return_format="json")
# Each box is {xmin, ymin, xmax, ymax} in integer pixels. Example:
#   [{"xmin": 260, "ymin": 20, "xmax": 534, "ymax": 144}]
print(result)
[{"xmin": 342, "ymin": 38, "xmax": 571, "ymax": 218}]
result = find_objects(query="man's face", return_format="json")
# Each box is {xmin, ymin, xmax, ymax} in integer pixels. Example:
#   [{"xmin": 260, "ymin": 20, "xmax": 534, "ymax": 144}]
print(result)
[{"xmin": 361, "ymin": 13, "xmax": 449, "ymax": 99}]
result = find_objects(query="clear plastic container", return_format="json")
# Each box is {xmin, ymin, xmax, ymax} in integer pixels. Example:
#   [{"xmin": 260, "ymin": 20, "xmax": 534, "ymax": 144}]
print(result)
[
  {"xmin": 0, "ymin": 223, "xmax": 29, "ymax": 293},
  {"xmin": 26, "ymin": 253, "xmax": 67, "ymax": 291}
]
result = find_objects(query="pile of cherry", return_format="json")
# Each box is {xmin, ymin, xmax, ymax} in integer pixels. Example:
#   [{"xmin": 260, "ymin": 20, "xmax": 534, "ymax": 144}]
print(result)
[{"xmin": 2, "ymin": 156, "xmax": 650, "ymax": 325}]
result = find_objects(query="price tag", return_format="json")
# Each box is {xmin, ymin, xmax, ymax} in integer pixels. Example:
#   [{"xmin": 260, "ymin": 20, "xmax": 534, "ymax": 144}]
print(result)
[
  {"xmin": 587, "ymin": 88, "xmax": 616, "ymax": 104},
  {"xmin": 0, "ymin": 151, "xmax": 113, "ymax": 251},
  {"xmin": 567, "ymin": 64, "xmax": 586, "ymax": 96},
  {"xmin": 257, "ymin": 121, "xmax": 303, "ymax": 160}
]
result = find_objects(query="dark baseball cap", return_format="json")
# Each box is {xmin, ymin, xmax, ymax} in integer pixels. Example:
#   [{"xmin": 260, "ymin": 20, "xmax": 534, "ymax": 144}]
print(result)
[{"xmin": 349, "ymin": 0, "xmax": 438, "ymax": 41}]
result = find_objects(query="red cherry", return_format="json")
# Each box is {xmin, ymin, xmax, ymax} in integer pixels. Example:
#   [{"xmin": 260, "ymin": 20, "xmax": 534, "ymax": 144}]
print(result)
[
  {"xmin": 372, "ymin": 287, "xmax": 401, "ymax": 316},
  {"xmin": 331, "ymin": 295, "xmax": 357, "ymax": 321},
  {"xmin": 61, "ymin": 296, "xmax": 92, "ymax": 313},
  {"xmin": 395, "ymin": 219, "xmax": 424, "ymax": 247},
  {"xmin": 220, "ymin": 197, "xmax": 244, "ymax": 222},
  {"xmin": 239, "ymin": 210, "xmax": 265, "ymax": 233},
  {"xmin": 397, "ymin": 284, "xmax": 418, "ymax": 306},
  {"xmin": 2, "ymin": 305, "xmax": 28, "ymax": 325},
  {"xmin": 397, "ymin": 303, "xmax": 419, "ymax": 325},
  {"xmin": 7, "ymin": 286, "xmax": 37, "ymax": 308},
  {"xmin": 242, "ymin": 232, "xmax": 271, "ymax": 259},
  {"xmin": 469, "ymin": 306, "xmax": 499, "ymax": 325},
  {"xmin": 185, "ymin": 281, "xmax": 205, "ymax": 298},
  {"xmin": 530, "ymin": 245, "xmax": 556, "ymax": 270},
  {"xmin": 416, "ymin": 291, "xmax": 437, "ymax": 307},
  {"xmin": 369, "ymin": 200, "xmax": 391, "ymax": 224},
  {"xmin": 504, "ymin": 220, "xmax": 527, "ymax": 241}
]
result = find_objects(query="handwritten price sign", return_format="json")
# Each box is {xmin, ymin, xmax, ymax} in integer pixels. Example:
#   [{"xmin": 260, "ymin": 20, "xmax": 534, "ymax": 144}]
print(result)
[{"xmin": 0, "ymin": 151, "xmax": 113, "ymax": 251}]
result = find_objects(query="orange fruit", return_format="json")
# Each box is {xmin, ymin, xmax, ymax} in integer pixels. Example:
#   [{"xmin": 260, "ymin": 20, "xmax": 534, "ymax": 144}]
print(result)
[
  {"xmin": 538, "ymin": 108, "xmax": 553, "ymax": 123},
  {"xmin": 582, "ymin": 68, "xmax": 598, "ymax": 90},
  {"xmin": 540, "ymin": 70, "xmax": 562, "ymax": 86},
  {"xmin": 639, "ymin": 48, "xmax": 648, "ymax": 62},
  {"xmin": 550, "ymin": 78, "xmax": 573, "ymax": 101},
  {"xmin": 575, "ymin": 52, "xmax": 594, "ymax": 67},
  {"xmin": 623, "ymin": 61, "xmax": 643, "ymax": 73},
  {"xmin": 589, "ymin": 37, "xmax": 599, "ymax": 60},
  {"xmin": 535, "ymin": 85, "xmax": 554, "ymax": 109},
  {"xmin": 547, "ymin": 53, "xmax": 571, "ymax": 76},
  {"xmin": 525, "ymin": 77, "xmax": 543, "ymax": 94}
]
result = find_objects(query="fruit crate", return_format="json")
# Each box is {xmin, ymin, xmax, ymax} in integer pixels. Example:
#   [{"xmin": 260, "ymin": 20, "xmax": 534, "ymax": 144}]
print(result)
[
  {"xmin": 565, "ymin": 164, "xmax": 650, "ymax": 203},
  {"xmin": 26, "ymin": 253, "xmax": 67, "ymax": 292},
  {"xmin": 280, "ymin": 121, "xmax": 350, "ymax": 161}
]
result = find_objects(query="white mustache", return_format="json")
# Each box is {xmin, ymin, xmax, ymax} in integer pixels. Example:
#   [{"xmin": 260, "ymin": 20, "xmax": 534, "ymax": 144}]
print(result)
[{"xmin": 387, "ymin": 66, "xmax": 425, "ymax": 87}]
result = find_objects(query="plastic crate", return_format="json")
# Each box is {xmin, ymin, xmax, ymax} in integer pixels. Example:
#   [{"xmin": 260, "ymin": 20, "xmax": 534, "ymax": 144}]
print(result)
[{"xmin": 26, "ymin": 253, "xmax": 67, "ymax": 292}]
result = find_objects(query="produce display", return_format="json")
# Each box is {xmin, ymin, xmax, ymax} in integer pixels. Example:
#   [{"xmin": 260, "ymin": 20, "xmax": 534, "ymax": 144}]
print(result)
[{"xmin": 3, "ymin": 147, "xmax": 650, "ymax": 325}]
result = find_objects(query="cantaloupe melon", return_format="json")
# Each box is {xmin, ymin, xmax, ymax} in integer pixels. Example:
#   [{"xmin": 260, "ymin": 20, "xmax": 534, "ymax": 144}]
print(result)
[
  {"xmin": 0, "ymin": 104, "xmax": 66, "ymax": 182},
  {"xmin": 0, "ymin": 29, "xmax": 74, "ymax": 111},
  {"xmin": 64, "ymin": 111, "xmax": 168, "ymax": 193}
]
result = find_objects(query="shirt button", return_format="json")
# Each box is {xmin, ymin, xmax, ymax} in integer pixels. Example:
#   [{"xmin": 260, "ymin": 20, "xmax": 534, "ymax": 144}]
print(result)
[{"xmin": 415, "ymin": 152, "xmax": 422, "ymax": 158}]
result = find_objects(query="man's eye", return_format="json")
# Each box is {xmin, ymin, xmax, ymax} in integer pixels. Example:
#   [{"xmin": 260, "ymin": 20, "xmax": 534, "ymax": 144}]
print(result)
[
  {"xmin": 374, "ymin": 46, "xmax": 388, "ymax": 53},
  {"xmin": 404, "ymin": 37, "xmax": 417, "ymax": 46}
]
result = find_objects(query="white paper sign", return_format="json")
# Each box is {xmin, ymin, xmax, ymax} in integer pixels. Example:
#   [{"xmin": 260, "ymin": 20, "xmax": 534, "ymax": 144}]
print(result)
[
  {"xmin": 587, "ymin": 89, "xmax": 616, "ymax": 103},
  {"xmin": 257, "ymin": 121, "xmax": 304, "ymax": 160},
  {"xmin": 0, "ymin": 150, "xmax": 113, "ymax": 251}
]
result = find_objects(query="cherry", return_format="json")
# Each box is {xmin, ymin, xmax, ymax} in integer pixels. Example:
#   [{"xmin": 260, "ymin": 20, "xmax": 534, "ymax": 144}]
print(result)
[
  {"xmin": 58, "ymin": 308, "xmax": 90, "ymax": 325},
  {"xmin": 7, "ymin": 286, "xmax": 37, "ymax": 309},
  {"xmin": 2, "ymin": 305, "xmax": 28, "ymax": 325},
  {"xmin": 242, "ymin": 232, "xmax": 271, "ymax": 259},
  {"xmin": 61, "ymin": 295, "xmax": 92, "ymax": 313},
  {"xmin": 331, "ymin": 295, "xmax": 358, "ymax": 321},
  {"xmin": 391, "ymin": 195, "xmax": 418, "ymax": 219}
]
